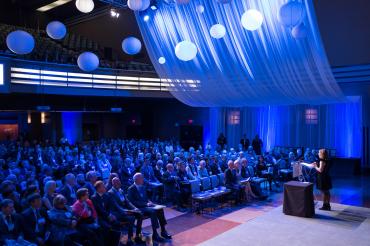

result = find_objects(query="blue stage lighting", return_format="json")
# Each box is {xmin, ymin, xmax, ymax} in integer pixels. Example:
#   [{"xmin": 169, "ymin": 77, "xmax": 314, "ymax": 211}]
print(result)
[{"xmin": 143, "ymin": 15, "xmax": 150, "ymax": 21}]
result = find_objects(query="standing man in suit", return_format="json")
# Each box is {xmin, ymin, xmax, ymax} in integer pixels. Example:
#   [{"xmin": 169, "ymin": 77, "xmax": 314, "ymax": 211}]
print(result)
[
  {"xmin": 107, "ymin": 177, "xmax": 144, "ymax": 244},
  {"xmin": 240, "ymin": 134, "xmax": 250, "ymax": 151},
  {"xmin": 60, "ymin": 173, "xmax": 77, "ymax": 205},
  {"xmin": 0, "ymin": 199, "xmax": 23, "ymax": 245},
  {"xmin": 21, "ymin": 194, "xmax": 49, "ymax": 245},
  {"xmin": 127, "ymin": 173, "xmax": 172, "ymax": 243}
]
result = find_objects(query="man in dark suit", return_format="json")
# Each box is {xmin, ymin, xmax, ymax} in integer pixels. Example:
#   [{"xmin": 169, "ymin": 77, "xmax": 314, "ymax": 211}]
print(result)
[
  {"xmin": 240, "ymin": 134, "xmax": 250, "ymax": 151},
  {"xmin": 127, "ymin": 173, "xmax": 171, "ymax": 242},
  {"xmin": 60, "ymin": 173, "xmax": 77, "ymax": 205},
  {"xmin": 107, "ymin": 177, "xmax": 144, "ymax": 244},
  {"xmin": 162, "ymin": 163, "xmax": 183, "ymax": 210},
  {"xmin": 21, "ymin": 194, "xmax": 49, "ymax": 245},
  {"xmin": 0, "ymin": 199, "xmax": 23, "ymax": 245},
  {"xmin": 224, "ymin": 160, "xmax": 243, "ymax": 204},
  {"xmin": 91, "ymin": 181, "xmax": 126, "ymax": 246}
]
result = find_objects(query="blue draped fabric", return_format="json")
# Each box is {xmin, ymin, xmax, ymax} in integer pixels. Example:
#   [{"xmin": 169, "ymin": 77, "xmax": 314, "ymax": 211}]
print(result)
[
  {"xmin": 208, "ymin": 97, "xmax": 362, "ymax": 158},
  {"xmin": 136, "ymin": 0, "xmax": 344, "ymax": 107}
]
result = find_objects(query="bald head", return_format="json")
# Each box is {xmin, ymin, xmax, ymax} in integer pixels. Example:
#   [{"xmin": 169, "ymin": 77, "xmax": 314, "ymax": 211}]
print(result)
[{"xmin": 133, "ymin": 173, "xmax": 144, "ymax": 185}]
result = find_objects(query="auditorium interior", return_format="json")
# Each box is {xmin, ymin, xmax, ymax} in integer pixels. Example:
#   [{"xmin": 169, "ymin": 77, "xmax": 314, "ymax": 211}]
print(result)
[{"xmin": 0, "ymin": 0, "xmax": 369, "ymax": 246}]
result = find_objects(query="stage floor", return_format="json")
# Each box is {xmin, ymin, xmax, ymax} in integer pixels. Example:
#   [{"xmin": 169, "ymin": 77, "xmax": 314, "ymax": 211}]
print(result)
[
  {"xmin": 143, "ymin": 176, "xmax": 370, "ymax": 245},
  {"xmin": 199, "ymin": 203, "xmax": 370, "ymax": 246}
]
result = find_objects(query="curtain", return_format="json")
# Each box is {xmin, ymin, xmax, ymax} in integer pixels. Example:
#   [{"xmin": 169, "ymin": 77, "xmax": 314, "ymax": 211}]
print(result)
[{"xmin": 209, "ymin": 97, "xmax": 362, "ymax": 158}]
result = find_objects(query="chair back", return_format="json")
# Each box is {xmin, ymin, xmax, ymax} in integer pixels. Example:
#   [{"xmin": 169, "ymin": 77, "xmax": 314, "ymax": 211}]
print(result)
[
  {"xmin": 210, "ymin": 175, "xmax": 219, "ymax": 188},
  {"xmin": 189, "ymin": 179, "xmax": 201, "ymax": 193},
  {"xmin": 200, "ymin": 177, "xmax": 211, "ymax": 191},
  {"xmin": 218, "ymin": 173, "xmax": 225, "ymax": 185},
  {"xmin": 267, "ymin": 166, "xmax": 274, "ymax": 174}
]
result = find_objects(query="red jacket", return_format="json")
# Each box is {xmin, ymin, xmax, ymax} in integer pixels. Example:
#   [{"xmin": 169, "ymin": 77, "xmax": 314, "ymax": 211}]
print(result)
[{"xmin": 72, "ymin": 199, "xmax": 97, "ymax": 220}]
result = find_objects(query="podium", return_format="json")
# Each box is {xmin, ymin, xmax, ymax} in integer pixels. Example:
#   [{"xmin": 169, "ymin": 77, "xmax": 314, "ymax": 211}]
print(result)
[{"xmin": 283, "ymin": 181, "xmax": 315, "ymax": 218}]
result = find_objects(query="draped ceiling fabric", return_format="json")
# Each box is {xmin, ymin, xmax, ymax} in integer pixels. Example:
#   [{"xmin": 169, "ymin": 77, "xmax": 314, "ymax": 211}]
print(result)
[{"xmin": 135, "ymin": 0, "xmax": 344, "ymax": 107}]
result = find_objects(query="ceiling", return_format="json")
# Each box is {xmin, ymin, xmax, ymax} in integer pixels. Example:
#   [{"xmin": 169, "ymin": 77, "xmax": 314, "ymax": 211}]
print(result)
[{"xmin": 2, "ymin": 0, "xmax": 370, "ymax": 67}]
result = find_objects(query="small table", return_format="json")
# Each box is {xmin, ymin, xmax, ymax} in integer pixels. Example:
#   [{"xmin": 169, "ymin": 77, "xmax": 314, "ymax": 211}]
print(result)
[{"xmin": 283, "ymin": 181, "xmax": 315, "ymax": 218}]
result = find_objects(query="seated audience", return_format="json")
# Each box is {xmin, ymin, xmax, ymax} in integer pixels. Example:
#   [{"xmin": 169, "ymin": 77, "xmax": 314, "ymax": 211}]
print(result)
[
  {"xmin": 0, "ymin": 199, "xmax": 23, "ymax": 245},
  {"xmin": 60, "ymin": 173, "xmax": 77, "ymax": 206},
  {"xmin": 224, "ymin": 160, "xmax": 243, "ymax": 204},
  {"xmin": 197, "ymin": 160, "xmax": 209, "ymax": 178},
  {"xmin": 42, "ymin": 180, "xmax": 57, "ymax": 210},
  {"xmin": 127, "ymin": 173, "xmax": 171, "ymax": 242},
  {"xmin": 162, "ymin": 163, "xmax": 186, "ymax": 211},
  {"xmin": 48, "ymin": 195, "xmax": 82, "ymax": 246},
  {"xmin": 107, "ymin": 177, "xmax": 144, "ymax": 245},
  {"xmin": 72, "ymin": 188, "xmax": 104, "ymax": 246},
  {"xmin": 21, "ymin": 194, "xmax": 49, "ymax": 245}
]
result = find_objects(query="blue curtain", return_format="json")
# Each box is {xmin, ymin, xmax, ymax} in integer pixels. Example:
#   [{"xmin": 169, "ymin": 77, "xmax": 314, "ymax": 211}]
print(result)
[{"xmin": 209, "ymin": 97, "xmax": 362, "ymax": 158}]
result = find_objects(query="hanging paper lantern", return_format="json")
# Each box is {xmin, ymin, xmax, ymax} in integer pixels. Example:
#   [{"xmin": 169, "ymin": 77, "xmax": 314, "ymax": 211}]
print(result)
[
  {"xmin": 196, "ymin": 5, "xmax": 204, "ymax": 14},
  {"xmin": 292, "ymin": 23, "xmax": 308, "ymax": 39},
  {"xmin": 158, "ymin": 57, "xmax": 166, "ymax": 64},
  {"xmin": 241, "ymin": 9, "xmax": 264, "ymax": 31},
  {"xmin": 175, "ymin": 41, "xmax": 197, "ymax": 61},
  {"xmin": 176, "ymin": 0, "xmax": 190, "ymax": 5},
  {"xmin": 122, "ymin": 37, "xmax": 142, "ymax": 55},
  {"xmin": 278, "ymin": 2, "xmax": 306, "ymax": 27},
  {"xmin": 210, "ymin": 24, "xmax": 226, "ymax": 39},
  {"xmin": 75, "ymin": 0, "xmax": 94, "ymax": 13},
  {"xmin": 141, "ymin": 0, "xmax": 151, "ymax": 11},
  {"xmin": 6, "ymin": 30, "xmax": 35, "ymax": 55},
  {"xmin": 77, "ymin": 52, "xmax": 99, "ymax": 72},
  {"xmin": 128, "ymin": 0, "xmax": 143, "ymax": 11},
  {"xmin": 46, "ymin": 21, "xmax": 67, "ymax": 40}
]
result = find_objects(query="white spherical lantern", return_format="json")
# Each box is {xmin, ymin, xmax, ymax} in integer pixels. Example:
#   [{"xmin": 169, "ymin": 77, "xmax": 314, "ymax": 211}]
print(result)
[
  {"xmin": 278, "ymin": 2, "xmax": 306, "ymax": 27},
  {"xmin": 210, "ymin": 24, "xmax": 226, "ymax": 39},
  {"xmin": 140, "ymin": 0, "xmax": 151, "ymax": 11},
  {"xmin": 122, "ymin": 37, "xmax": 142, "ymax": 55},
  {"xmin": 175, "ymin": 41, "xmax": 197, "ymax": 62},
  {"xmin": 77, "ymin": 52, "xmax": 99, "ymax": 72},
  {"xmin": 46, "ymin": 21, "xmax": 67, "ymax": 40},
  {"xmin": 158, "ymin": 57, "xmax": 166, "ymax": 64},
  {"xmin": 75, "ymin": 0, "xmax": 94, "ymax": 13},
  {"xmin": 241, "ymin": 9, "xmax": 264, "ymax": 31},
  {"xmin": 6, "ymin": 30, "xmax": 35, "ymax": 55},
  {"xmin": 292, "ymin": 23, "xmax": 308, "ymax": 39},
  {"xmin": 196, "ymin": 5, "xmax": 204, "ymax": 14},
  {"xmin": 128, "ymin": 0, "xmax": 143, "ymax": 11}
]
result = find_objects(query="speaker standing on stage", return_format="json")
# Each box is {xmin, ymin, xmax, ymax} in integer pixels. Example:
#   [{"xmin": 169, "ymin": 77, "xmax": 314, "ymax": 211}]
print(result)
[{"xmin": 312, "ymin": 149, "xmax": 332, "ymax": 211}]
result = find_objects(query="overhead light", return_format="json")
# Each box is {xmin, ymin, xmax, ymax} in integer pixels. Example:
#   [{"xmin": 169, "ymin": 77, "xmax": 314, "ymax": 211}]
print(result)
[
  {"xmin": 36, "ymin": 0, "xmax": 72, "ymax": 12},
  {"xmin": 143, "ymin": 15, "xmax": 150, "ymax": 22},
  {"xmin": 41, "ymin": 112, "xmax": 46, "ymax": 124},
  {"xmin": 151, "ymin": 5, "xmax": 157, "ymax": 10},
  {"xmin": 110, "ymin": 9, "xmax": 120, "ymax": 18}
]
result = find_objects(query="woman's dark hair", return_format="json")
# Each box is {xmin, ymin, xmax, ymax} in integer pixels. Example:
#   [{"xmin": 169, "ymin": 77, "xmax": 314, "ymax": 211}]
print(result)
[
  {"xmin": 53, "ymin": 194, "xmax": 67, "ymax": 208},
  {"xmin": 0, "ymin": 199, "xmax": 14, "ymax": 208},
  {"xmin": 76, "ymin": 188, "xmax": 89, "ymax": 200}
]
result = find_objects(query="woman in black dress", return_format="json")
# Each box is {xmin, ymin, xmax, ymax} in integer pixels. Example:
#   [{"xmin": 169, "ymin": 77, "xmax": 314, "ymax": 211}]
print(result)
[{"xmin": 312, "ymin": 149, "xmax": 332, "ymax": 211}]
